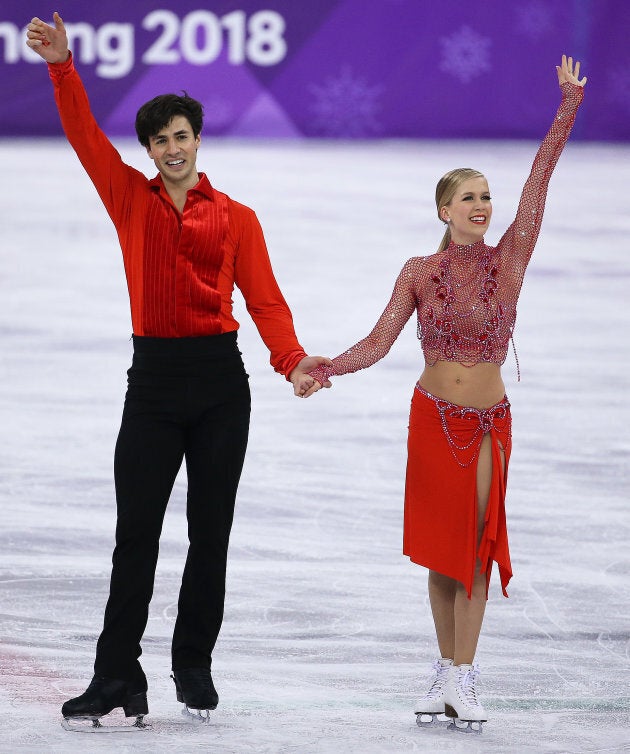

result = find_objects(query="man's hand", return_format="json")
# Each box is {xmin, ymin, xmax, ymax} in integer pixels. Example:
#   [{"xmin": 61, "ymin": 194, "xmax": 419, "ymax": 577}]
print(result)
[
  {"xmin": 26, "ymin": 12, "xmax": 70, "ymax": 64},
  {"xmin": 289, "ymin": 356, "xmax": 332, "ymax": 398}
]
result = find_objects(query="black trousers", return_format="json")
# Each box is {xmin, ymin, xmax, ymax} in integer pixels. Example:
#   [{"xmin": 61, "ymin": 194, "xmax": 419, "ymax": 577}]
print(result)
[{"xmin": 94, "ymin": 332, "xmax": 250, "ymax": 684}]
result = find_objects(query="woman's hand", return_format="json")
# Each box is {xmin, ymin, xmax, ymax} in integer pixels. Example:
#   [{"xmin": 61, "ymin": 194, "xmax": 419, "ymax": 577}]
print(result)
[
  {"xmin": 289, "ymin": 356, "xmax": 332, "ymax": 398},
  {"xmin": 26, "ymin": 11, "xmax": 69, "ymax": 64},
  {"xmin": 556, "ymin": 54, "xmax": 587, "ymax": 87}
]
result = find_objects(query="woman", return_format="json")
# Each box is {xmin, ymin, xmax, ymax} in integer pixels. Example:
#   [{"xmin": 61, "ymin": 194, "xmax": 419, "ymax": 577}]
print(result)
[{"xmin": 308, "ymin": 56, "xmax": 586, "ymax": 733}]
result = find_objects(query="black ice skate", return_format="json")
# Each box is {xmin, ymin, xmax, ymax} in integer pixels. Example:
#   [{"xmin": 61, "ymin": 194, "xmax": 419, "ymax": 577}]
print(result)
[
  {"xmin": 61, "ymin": 675, "xmax": 149, "ymax": 732},
  {"xmin": 172, "ymin": 667, "xmax": 218, "ymax": 723}
]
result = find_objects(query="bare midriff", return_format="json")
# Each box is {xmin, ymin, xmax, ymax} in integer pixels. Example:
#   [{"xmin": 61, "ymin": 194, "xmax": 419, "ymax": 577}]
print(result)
[{"xmin": 418, "ymin": 360, "xmax": 506, "ymax": 410}]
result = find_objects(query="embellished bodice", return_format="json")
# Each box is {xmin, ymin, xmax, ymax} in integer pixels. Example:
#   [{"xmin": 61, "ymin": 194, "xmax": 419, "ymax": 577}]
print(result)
[
  {"xmin": 309, "ymin": 82, "xmax": 584, "ymax": 387},
  {"xmin": 419, "ymin": 239, "xmax": 517, "ymax": 367}
]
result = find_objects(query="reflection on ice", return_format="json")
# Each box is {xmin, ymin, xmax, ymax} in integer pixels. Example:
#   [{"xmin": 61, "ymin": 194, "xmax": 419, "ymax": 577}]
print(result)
[{"xmin": 1, "ymin": 139, "xmax": 629, "ymax": 752}]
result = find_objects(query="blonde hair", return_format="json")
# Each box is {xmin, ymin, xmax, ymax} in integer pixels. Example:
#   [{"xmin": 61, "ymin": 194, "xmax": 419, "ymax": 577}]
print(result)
[{"xmin": 435, "ymin": 168, "xmax": 486, "ymax": 252}]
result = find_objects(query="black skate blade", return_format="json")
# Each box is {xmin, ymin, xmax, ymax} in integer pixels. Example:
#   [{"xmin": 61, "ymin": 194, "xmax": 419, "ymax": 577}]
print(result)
[
  {"xmin": 447, "ymin": 718, "xmax": 484, "ymax": 734},
  {"xmin": 61, "ymin": 715, "xmax": 150, "ymax": 733},
  {"xmin": 415, "ymin": 712, "xmax": 449, "ymax": 728},
  {"xmin": 181, "ymin": 705, "xmax": 212, "ymax": 724}
]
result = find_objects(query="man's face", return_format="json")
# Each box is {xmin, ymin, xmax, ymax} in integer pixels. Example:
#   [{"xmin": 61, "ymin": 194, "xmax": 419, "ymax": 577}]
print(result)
[{"xmin": 146, "ymin": 115, "xmax": 201, "ymax": 188}]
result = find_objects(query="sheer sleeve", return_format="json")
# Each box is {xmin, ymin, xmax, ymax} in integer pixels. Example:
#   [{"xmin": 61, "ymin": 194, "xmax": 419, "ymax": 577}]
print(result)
[
  {"xmin": 497, "ymin": 82, "xmax": 584, "ymax": 274},
  {"xmin": 309, "ymin": 257, "xmax": 423, "ymax": 385}
]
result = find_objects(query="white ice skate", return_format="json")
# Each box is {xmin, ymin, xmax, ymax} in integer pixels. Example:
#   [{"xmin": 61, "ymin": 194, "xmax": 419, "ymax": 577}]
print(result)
[
  {"xmin": 414, "ymin": 657, "xmax": 453, "ymax": 727},
  {"xmin": 444, "ymin": 663, "xmax": 486, "ymax": 734}
]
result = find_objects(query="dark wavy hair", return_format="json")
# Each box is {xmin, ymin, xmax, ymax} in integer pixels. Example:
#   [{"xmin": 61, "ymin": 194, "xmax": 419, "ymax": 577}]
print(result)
[{"xmin": 135, "ymin": 92, "xmax": 204, "ymax": 147}]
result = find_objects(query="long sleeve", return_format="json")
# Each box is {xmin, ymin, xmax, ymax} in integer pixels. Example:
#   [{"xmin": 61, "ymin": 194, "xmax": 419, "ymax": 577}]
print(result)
[
  {"xmin": 497, "ymin": 82, "xmax": 584, "ymax": 274},
  {"xmin": 47, "ymin": 53, "xmax": 144, "ymax": 227},
  {"xmin": 232, "ymin": 205, "xmax": 307, "ymax": 379},
  {"xmin": 310, "ymin": 257, "xmax": 422, "ymax": 385}
]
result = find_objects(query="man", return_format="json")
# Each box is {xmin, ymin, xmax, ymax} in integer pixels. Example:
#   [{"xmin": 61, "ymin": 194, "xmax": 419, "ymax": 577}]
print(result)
[{"xmin": 27, "ymin": 12, "xmax": 329, "ymax": 728}]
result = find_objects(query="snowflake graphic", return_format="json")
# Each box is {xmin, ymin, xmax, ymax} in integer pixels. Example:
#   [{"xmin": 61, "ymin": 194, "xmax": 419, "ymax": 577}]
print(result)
[
  {"xmin": 515, "ymin": 1, "xmax": 554, "ymax": 40},
  {"xmin": 439, "ymin": 26, "xmax": 492, "ymax": 84},
  {"xmin": 309, "ymin": 66, "xmax": 383, "ymax": 137}
]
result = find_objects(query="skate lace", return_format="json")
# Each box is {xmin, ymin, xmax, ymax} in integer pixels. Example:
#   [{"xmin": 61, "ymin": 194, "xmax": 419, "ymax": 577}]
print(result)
[
  {"xmin": 459, "ymin": 664, "xmax": 481, "ymax": 705},
  {"xmin": 425, "ymin": 660, "xmax": 450, "ymax": 699}
]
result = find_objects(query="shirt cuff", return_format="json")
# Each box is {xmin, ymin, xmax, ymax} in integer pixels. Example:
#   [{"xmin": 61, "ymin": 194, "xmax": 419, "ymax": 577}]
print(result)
[
  {"xmin": 47, "ymin": 50, "xmax": 74, "ymax": 81},
  {"xmin": 279, "ymin": 350, "xmax": 308, "ymax": 381}
]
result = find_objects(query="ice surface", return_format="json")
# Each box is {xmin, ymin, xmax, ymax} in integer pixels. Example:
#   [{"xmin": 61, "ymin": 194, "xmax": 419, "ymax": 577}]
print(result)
[{"xmin": 1, "ymin": 137, "xmax": 629, "ymax": 753}]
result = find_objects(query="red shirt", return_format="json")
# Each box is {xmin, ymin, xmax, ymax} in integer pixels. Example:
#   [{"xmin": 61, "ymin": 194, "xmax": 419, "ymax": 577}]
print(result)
[{"xmin": 48, "ymin": 54, "xmax": 306, "ymax": 379}]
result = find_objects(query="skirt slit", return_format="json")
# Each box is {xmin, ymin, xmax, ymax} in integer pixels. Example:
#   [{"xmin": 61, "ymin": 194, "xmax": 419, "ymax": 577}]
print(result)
[{"xmin": 403, "ymin": 384, "xmax": 513, "ymax": 599}]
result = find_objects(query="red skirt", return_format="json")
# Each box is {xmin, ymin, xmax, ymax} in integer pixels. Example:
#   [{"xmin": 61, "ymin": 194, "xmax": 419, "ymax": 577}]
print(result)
[{"xmin": 403, "ymin": 385, "xmax": 513, "ymax": 598}]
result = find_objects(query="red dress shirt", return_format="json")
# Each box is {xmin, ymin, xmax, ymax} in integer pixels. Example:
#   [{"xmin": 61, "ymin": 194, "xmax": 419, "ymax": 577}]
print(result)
[{"xmin": 48, "ymin": 54, "xmax": 306, "ymax": 379}]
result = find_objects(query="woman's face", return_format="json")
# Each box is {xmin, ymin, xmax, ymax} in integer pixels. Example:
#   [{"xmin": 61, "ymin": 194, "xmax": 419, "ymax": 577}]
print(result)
[{"xmin": 440, "ymin": 176, "xmax": 492, "ymax": 246}]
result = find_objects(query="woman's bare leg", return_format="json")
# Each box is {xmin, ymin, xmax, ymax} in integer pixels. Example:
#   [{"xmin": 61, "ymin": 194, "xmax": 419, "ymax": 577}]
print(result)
[
  {"xmin": 451, "ymin": 433, "xmax": 493, "ymax": 663},
  {"xmin": 428, "ymin": 433, "xmax": 506, "ymax": 664},
  {"xmin": 429, "ymin": 566, "xmax": 487, "ymax": 664},
  {"xmin": 428, "ymin": 570, "xmax": 457, "ymax": 658}
]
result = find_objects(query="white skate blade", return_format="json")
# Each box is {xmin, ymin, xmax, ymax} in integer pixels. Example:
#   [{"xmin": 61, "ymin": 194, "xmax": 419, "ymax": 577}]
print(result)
[
  {"xmin": 181, "ymin": 705, "xmax": 212, "ymax": 724},
  {"xmin": 61, "ymin": 715, "xmax": 150, "ymax": 733},
  {"xmin": 415, "ymin": 712, "xmax": 449, "ymax": 728},
  {"xmin": 447, "ymin": 718, "xmax": 484, "ymax": 734}
]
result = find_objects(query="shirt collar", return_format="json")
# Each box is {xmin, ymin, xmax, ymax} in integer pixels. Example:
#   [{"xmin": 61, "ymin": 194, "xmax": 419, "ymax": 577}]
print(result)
[{"xmin": 149, "ymin": 172, "xmax": 215, "ymax": 201}]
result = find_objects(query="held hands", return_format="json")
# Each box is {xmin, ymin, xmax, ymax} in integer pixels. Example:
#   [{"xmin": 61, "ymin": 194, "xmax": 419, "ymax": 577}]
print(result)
[
  {"xmin": 556, "ymin": 54, "xmax": 587, "ymax": 87},
  {"xmin": 289, "ymin": 356, "xmax": 332, "ymax": 398},
  {"xmin": 26, "ymin": 11, "xmax": 69, "ymax": 63}
]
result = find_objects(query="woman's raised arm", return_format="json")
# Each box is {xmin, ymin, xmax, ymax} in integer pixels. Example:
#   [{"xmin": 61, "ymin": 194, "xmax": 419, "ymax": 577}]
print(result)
[{"xmin": 497, "ymin": 55, "xmax": 586, "ymax": 271}]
